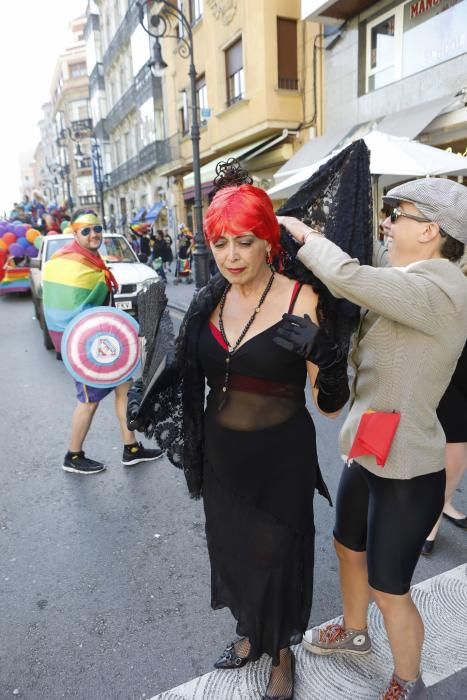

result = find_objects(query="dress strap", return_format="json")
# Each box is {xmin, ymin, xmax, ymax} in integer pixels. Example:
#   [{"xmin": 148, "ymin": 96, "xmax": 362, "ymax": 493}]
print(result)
[{"xmin": 288, "ymin": 282, "xmax": 303, "ymax": 313}]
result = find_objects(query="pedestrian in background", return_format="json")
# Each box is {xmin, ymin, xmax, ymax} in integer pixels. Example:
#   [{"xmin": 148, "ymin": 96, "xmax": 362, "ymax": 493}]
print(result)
[{"xmin": 279, "ymin": 177, "xmax": 467, "ymax": 700}]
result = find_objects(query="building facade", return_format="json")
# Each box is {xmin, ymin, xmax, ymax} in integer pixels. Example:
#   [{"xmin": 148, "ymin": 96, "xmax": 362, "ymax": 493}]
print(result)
[
  {"xmin": 84, "ymin": 0, "xmax": 322, "ymax": 237},
  {"xmin": 44, "ymin": 16, "xmax": 97, "ymax": 210},
  {"xmin": 158, "ymin": 0, "xmax": 322, "ymax": 233},
  {"xmin": 299, "ymin": 0, "xmax": 467, "ymax": 165}
]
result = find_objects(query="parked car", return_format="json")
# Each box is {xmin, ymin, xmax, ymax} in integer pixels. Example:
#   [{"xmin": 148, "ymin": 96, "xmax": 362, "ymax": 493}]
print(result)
[{"xmin": 29, "ymin": 233, "xmax": 159, "ymax": 349}]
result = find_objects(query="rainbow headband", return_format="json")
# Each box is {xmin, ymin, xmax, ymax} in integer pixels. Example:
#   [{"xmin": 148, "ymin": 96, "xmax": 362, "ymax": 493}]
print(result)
[{"xmin": 71, "ymin": 212, "xmax": 101, "ymax": 231}]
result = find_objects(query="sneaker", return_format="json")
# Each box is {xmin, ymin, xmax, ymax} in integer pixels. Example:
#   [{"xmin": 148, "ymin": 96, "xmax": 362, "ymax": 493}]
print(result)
[
  {"xmin": 63, "ymin": 451, "xmax": 106, "ymax": 475},
  {"xmin": 122, "ymin": 441, "xmax": 163, "ymax": 466},
  {"xmin": 379, "ymin": 673, "xmax": 428, "ymax": 699},
  {"xmin": 302, "ymin": 621, "xmax": 371, "ymax": 656}
]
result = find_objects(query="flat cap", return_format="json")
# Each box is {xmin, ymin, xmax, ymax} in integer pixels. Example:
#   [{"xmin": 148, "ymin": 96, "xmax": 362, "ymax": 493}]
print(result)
[{"xmin": 383, "ymin": 178, "xmax": 467, "ymax": 244}]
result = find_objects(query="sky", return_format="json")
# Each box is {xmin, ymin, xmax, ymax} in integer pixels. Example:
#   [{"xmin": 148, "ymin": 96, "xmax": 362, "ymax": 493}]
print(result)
[{"xmin": 0, "ymin": 0, "xmax": 87, "ymax": 215}]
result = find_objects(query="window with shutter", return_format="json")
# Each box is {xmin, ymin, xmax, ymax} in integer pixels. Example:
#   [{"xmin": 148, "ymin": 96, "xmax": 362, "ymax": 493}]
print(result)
[
  {"xmin": 225, "ymin": 38, "xmax": 244, "ymax": 106},
  {"xmin": 277, "ymin": 18, "xmax": 298, "ymax": 90}
]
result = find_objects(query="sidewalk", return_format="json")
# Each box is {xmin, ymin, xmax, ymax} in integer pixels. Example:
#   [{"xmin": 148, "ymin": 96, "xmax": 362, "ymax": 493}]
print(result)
[
  {"xmin": 150, "ymin": 565, "xmax": 467, "ymax": 699},
  {"xmin": 164, "ymin": 271, "xmax": 196, "ymax": 313}
]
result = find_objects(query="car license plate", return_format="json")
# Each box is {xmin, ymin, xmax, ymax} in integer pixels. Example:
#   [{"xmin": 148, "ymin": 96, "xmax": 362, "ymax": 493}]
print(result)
[{"xmin": 116, "ymin": 301, "xmax": 132, "ymax": 310}]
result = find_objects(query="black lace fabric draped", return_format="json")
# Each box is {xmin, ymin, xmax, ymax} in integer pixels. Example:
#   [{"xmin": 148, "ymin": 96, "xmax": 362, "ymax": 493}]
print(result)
[{"xmin": 277, "ymin": 139, "xmax": 373, "ymax": 352}]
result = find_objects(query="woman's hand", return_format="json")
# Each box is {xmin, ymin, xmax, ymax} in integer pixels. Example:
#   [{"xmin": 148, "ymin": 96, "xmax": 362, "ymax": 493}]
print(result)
[{"xmin": 276, "ymin": 216, "xmax": 322, "ymax": 244}]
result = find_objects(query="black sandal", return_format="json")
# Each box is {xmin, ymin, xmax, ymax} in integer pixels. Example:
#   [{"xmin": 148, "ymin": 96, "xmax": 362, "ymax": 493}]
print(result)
[{"xmin": 214, "ymin": 639, "xmax": 252, "ymax": 669}]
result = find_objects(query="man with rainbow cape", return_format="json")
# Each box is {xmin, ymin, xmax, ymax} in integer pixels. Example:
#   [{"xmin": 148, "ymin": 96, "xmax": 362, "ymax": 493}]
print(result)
[{"xmin": 43, "ymin": 208, "xmax": 162, "ymax": 475}]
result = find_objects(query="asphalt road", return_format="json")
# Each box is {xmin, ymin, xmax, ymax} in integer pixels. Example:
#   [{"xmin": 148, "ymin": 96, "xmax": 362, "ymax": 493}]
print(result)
[{"xmin": 0, "ymin": 295, "xmax": 465, "ymax": 700}]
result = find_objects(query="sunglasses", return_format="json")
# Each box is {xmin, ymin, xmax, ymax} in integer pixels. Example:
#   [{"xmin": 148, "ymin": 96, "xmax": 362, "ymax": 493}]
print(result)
[
  {"xmin": 78, "ymin": 225, "xmax": 103, "ymax": 236},
  {"xmin": 390, "ymin": 207, "xmax": 430, "ymax": 224}
]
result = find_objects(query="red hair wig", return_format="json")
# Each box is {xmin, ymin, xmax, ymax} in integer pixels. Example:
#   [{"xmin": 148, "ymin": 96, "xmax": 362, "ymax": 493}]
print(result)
[{"xmin": 204, "ymin": 184, "xmax": 281, "ymax": 255}]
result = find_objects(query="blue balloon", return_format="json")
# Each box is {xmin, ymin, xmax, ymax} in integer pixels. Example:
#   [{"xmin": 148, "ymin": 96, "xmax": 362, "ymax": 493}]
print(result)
[{"xmin": 18, "ymin": 237, "xmax": 29, "ymax": 249}]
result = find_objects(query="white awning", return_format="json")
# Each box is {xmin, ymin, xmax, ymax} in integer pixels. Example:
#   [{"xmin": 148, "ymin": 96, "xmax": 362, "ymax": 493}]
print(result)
[{"xmin": 183, "ymin": 134, "xmax": 285, "ymax": 190}]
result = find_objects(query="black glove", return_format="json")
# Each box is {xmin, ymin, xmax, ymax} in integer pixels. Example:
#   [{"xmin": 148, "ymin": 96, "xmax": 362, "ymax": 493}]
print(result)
[
  {"xmin": 273, "ymin": 313, "xmax": 349, "ymax": 412},
  {"xmin": 273, "ymin": 313, "xmax": 344, "ymax": 369}
]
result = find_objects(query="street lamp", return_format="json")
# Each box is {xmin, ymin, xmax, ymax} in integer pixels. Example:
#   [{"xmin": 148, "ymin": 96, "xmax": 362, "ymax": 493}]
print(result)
[
  {"xmin": 138, "ymin": 0, "xmax": 210, "ymax": 289},
  {"xmin": 90, "ymin": 136, "xmax": 107, "ymax": 229}
]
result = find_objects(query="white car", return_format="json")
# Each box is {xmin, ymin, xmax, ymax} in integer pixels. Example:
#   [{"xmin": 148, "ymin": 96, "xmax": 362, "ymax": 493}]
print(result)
[{"xmin": 30, "ymin": 233, "xmax": 159, "ymax": 349}]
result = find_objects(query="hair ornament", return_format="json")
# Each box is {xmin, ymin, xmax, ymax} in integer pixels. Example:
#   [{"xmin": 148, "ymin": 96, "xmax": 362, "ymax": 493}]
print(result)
[{"xmin": 213, "ymin": 158, "xmax": 253, "ymax": 191}]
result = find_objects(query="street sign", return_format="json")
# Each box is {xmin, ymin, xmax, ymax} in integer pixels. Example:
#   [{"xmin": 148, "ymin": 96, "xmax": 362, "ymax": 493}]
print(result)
[{"xmin": 200, "ymin": 107, "xmax": 212, "ymax": 119}]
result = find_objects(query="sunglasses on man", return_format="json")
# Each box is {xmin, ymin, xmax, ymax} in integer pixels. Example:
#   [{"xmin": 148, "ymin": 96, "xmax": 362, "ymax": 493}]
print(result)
[
  {"xmin": 390, "ymin": 207, "xmax": 430, "ymax": 224},
  {"xmin": 78, "ymin": 225, "xmax": 103, "ymax": 236}
]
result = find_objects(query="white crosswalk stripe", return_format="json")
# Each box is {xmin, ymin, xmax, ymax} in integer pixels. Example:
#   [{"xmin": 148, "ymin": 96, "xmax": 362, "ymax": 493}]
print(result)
[{"xmin": 150, "ymin": 564, "xmax": 467, "ymax": 699}]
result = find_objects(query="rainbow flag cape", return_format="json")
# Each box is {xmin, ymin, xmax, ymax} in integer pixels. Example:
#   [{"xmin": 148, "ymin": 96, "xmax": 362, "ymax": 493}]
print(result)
[
  {"xmin": 43, "ymin": 240, "xmax": 118, "ymax": 352},
  {"xmin": 0, "ymin": 266, "xmax": 30, "ymax": 295}
]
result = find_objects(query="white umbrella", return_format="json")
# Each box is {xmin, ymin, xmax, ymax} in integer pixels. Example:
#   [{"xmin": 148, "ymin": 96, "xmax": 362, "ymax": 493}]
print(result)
[{"xmin": 267, "ymin": 130, "xmax": 467, "ymax": 200}]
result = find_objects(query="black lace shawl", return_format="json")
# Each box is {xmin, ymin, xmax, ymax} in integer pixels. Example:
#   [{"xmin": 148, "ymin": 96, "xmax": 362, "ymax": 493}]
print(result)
[
  {"xmin": 139, "ymin": 274, "xmax": 227, "ymax": 498},
  {"xmin": 139, "ymin": 141, "xmax": 372, "ymax": 498},
  {"xmin": 277, "ymin": 139, "xmax": 373, "ymax": 351}
]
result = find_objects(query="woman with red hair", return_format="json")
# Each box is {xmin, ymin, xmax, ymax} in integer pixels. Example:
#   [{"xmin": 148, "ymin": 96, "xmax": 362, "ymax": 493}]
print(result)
[{"xmin": 195, "ymin": 176, "xmax": 349, "ymax": 699}]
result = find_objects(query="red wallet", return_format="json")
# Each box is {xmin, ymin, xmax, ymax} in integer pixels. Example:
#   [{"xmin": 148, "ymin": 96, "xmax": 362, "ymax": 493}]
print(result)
[{"xmin": 348, "ymin": 410, "xmax": 401, "ymax": 467}]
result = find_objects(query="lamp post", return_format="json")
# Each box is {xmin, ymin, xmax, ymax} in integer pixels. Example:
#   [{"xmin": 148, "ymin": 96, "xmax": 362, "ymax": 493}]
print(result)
[
  {"xmin": 90, "ymin": 137, "xmax": 107, "ymax": 228},
  {"xmin": 138, "ymin": 0, "xmax": 210, "ymax": 289}
]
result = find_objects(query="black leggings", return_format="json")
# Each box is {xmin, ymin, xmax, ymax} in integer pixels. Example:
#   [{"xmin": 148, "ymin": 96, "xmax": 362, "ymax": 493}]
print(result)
[{"xmin": 333, "ymin": 463, "xmax": 446, "ymax": 595}]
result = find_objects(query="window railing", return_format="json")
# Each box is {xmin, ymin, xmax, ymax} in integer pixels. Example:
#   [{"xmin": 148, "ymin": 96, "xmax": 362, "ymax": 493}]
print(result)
[
  {"xmin": 71, "ymin": 119, "xmax": 93, "ymax": 137},
  {"xmin": 104, "ymin": 138, "xmax": 174, "ymax": 189},
  {"xmin": 89, "ymin": 63, "xmax": 105, "ymax": 93},
  {"xmin": 278, "ymin": 77, "xmax": 299, "ymax": 90},
  {"xmin": 79, "ymin": 194, "xmax": 98, "ymax": 205},
  {"xmin": 105, "ymin": 70, "xmax": 162, "ymax": 133}
]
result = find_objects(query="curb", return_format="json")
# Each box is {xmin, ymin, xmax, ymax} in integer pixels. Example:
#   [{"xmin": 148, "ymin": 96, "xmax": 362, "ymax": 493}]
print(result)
[{"xmin": 167, "ymin": 302, "xmax": 189, "ymax": 314}]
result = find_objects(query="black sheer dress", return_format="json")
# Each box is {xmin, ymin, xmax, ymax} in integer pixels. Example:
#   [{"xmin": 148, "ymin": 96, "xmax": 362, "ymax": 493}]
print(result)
[{"xmin": 198, "ymin": 284, "xmax": 322, "ymax": 664}]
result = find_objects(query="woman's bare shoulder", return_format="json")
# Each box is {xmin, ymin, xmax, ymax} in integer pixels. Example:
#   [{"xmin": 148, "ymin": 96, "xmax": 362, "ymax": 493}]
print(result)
[{"xmin": 291, "ymin": 282, "xmax": 319, "ymax": 321}]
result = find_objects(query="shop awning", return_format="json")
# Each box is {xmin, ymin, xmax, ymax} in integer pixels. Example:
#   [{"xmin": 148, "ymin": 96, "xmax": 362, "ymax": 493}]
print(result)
[
  {"xmin": 131, "ymin": 207, "xmax": 147, "ymax": 224},
  {"xmin": 270, "ymin": 94, "xmax": 459, "ymax": 193},
  {"xmin": 182, "ymin": 134, "xmax": 287, "ymax": 199},
  {"xmin": 377, "ymin": 94, "xmax": 456, "ymax": 139},
  {"xmin": 273, "ymin": 128, "xmax": 349, "ymax": 181},
  {"xmin": 145, "ymin": 201, "xmax": 166, "ymax": 222}
]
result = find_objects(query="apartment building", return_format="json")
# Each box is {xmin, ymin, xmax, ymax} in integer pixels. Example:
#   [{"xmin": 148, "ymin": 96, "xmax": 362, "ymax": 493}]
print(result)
[
  {"xmin": 156, "ymin": 0, "xmax": 322, "ymax": 231},
  {"xmin": 90, "ymin": 0, "xmax": 171, "ymax": 230},
  {"xmin": 86, "ymin": 0, "xmax": 322, "ymax": 234},
  {"xmin": 280, "ymin": 0, "xmax": 467, "ymax": 180},
  {"xmin": 45, "ymin": 16, "xmax": 97, "ymax": 210}
]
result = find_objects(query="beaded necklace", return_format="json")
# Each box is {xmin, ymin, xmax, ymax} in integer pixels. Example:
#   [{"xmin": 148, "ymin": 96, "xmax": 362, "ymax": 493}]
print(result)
[{"xmin": 217, "ymin": 271, "xmax": 275, "ymax": 410}]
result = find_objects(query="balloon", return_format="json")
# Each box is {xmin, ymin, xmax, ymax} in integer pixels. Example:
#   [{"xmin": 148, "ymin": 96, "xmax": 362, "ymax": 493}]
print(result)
[
  {"xmin": 9, "ymin": 243, "xmax": 25, "ymax": 257},
  {"xmin": 60, "ymin": 220, "xmax": 69, "ymax": 232},
  {"xmin": 17, "ymin": 237, "xmax": 29, "ymax": 249},
  {"xmin": 26, "ymin": 245, "xmax": 38, "ymax": 258},
  {"xmin": 34, "ymin": 235, "xmax": 44, "ymax": 250},
  {"xmin": 0, "ymin": 239, "xmax": 8, "ymax": 251},
  {"xmin": 63, "ymin": 226, "xmax": 73, "ymax": 235},
  {"xmin": 26, "ymin": 228, "xmax": 40, "ymax": 243},
  {"xmin": 2, "ymin": 232, "xmax": 17, "ymax": 245},
  {"xmin": 15, "ymin": 224, "xmax": 28, "ymax": 236}
]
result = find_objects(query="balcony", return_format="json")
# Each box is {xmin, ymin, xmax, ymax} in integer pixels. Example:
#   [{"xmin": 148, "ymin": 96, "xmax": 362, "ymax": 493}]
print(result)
[
  {"xmin": 79, "ymin": 194, "xmax": 98, "ymax": 206},
  {"xmin": 71, "ymin": 119, "xmax": 93, "ymax": 138},
  {"xmin": 89, "ymin": 63, "xmax": 105, "ymax": 94},
  {"xmin": 102, "ymin": 1, "xmax": 140, "ymax": 70},
  {"xmin": 105, "ymin": 69, "xmax": 162, "ymax": 133},
  {"xmin": 105, "ymin": 139, "xmax": 175, "ymax": 189}
]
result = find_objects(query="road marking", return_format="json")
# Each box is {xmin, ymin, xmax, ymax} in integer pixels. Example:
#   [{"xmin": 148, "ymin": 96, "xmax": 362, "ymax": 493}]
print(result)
[{"xmin": 150, "ymin": 564, "xmax": 467, "ymax": 699}]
